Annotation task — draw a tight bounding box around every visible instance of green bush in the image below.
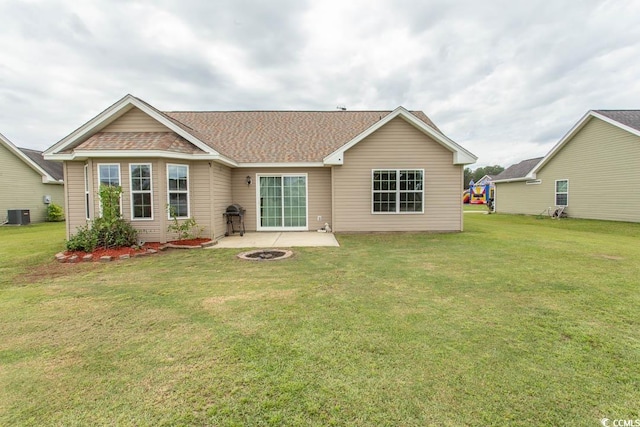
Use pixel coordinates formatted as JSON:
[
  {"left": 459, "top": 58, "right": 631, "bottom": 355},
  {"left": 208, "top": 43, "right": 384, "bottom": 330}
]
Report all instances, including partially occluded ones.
[
  {"left": 167, "top": 206, "right": 203, "bottom": 240},
  {"left": 66, "top": 185, "right": 138, "bottom": 252},
  {"left": 46, "top": 203, "right": 65, "bottom": 222},
  {"left": 66, "top": 223, "right": 99, "bottom": 252}
]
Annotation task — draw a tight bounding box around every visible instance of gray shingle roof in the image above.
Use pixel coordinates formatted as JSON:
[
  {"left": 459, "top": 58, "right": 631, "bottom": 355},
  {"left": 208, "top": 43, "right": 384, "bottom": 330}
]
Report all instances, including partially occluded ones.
[
  {"left": 594, "top": 110, "right": 640, "bottom": 132},
  {"left": 76, "top": 132, "right": 206, "bottom": 154},
  {"left": 19, "top": 147, "right": 64, "bottom": 181},
  {"left": 164, "top": 110, "right": 441, "bottom": 163},
  {"left": 493, "top": 157, "right": 543, "bottom": 181}
]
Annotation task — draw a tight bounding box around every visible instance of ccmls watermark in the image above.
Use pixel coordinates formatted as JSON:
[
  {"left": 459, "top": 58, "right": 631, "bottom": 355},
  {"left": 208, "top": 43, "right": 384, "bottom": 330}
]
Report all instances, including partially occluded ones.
[{"left": 601, "top": 418, "right": 640, "bottom": 427}]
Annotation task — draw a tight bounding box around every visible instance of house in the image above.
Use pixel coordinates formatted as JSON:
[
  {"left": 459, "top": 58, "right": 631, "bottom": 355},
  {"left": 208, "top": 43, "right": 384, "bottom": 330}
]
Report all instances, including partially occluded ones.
[
  {"left": 0, "top": 132, "right": 64, "bottom": 223},
  {"left": 44, "top": 95, "right": 477, "bottom": 242},
  {"left": 493, "top": 110, "right": 640, "bottom": 222}
]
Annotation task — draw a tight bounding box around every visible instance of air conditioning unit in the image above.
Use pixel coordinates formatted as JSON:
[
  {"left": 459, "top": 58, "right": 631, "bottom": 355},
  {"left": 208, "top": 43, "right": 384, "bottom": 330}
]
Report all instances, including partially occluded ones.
[{"left": 7, "top": 209, "right": 31, "bottom": 225}]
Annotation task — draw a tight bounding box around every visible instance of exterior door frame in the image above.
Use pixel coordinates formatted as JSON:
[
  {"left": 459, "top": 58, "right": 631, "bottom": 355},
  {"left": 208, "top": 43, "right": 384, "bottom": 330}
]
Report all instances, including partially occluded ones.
[{"left": 256, "top": 173, "right": 308, "bottom": 231}]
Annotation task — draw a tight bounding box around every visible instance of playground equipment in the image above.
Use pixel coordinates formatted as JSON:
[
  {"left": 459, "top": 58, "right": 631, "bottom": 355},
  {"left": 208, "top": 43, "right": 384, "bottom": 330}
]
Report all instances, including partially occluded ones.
[{"left": 464, "top": 180, "right": 494, "bottom": 205}]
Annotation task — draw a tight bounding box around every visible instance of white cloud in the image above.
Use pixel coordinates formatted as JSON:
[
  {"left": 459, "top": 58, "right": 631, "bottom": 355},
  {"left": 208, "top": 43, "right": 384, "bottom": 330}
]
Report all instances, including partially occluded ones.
[{"left": 1, "top": 0, "right": 639, "bottom": 169}]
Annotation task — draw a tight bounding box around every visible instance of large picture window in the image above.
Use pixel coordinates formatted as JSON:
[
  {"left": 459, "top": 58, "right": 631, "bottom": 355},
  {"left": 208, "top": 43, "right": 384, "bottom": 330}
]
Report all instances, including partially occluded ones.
[
  {"left": 372, "top": 169, "right": 424, "bottom": 213},
  {"left": 130, "top": 164, "right": 153, "bottom": 220},
  {"left": 555, "top": 179, "right": 568, "bottom": 206},
  {"left": 167, "top": 164, "right": 189, "bottom": 218}
]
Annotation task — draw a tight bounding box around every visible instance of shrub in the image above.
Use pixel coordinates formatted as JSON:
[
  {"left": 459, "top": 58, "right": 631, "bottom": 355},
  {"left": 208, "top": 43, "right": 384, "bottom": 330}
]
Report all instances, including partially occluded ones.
[
  {"left": 46, "top": 203, "right": 65, "bottom": 222},
  {"left": 66, "top": 185, "right": 138, "bottom": 252},
  {"left": 66, "top": 223, "right": 99, "bottom": 252},
  {"left": 167, "top": 206, "right": 204, "bottom": 240}
]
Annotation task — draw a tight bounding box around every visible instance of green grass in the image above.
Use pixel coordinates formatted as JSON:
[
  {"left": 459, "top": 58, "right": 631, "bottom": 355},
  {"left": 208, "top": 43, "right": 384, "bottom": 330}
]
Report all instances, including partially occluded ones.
[
  {"left": 1, "top": 216, "right": 639, "bottom": 426},
  {"left": 0, "top": 222, "right": 67, "bottom": 281},
  {"left": 463, "top": 203, "right": 491, "bottom": 211}
]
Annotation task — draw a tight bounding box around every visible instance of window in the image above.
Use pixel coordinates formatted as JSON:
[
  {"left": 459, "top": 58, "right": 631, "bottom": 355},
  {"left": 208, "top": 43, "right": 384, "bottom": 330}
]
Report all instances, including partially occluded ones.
[
  {"left": 130, "top": 164, "right": 153, "bottom": 220},
  {"left": 98, "top": 163, "right": 121, "bottom": 215},
  {"left": 98, "top": 164, "right": 120, "bottom": 187},
  {"left": 167, "top": 164, "right": 189, "bottom": 218},
  {"left": 84, "top": 164, "right": 90, "bottom": 219},
  {"left": 555, "top": 179, "right": 568, "bottom": 206},
  {"left": 372, "top": 169, "right": 424, "bottom": 213}
]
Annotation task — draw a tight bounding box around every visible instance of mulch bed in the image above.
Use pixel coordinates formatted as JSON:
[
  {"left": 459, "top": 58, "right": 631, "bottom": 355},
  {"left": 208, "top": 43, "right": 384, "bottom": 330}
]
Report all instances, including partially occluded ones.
[{"left": 57, "top": 238, "right": 214, "bottom": 263}]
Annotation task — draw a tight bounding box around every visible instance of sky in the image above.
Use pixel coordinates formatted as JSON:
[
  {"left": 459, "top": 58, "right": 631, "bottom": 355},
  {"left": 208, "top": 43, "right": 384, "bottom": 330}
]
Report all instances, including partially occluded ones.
[{"left": 1, "top": 0, "right": 639, "bottom": 168}]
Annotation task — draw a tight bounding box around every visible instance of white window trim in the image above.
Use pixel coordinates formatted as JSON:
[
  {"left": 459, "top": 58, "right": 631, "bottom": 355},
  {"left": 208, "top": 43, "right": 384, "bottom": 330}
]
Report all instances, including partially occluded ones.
[
  {"left": 84, "top": 164, "right": 90, "bottom": 220},
  {"left": 97, "top": 163, "right": 122, "bottom": 216},
  {"left": 371, "top": 169, "right": 425, "bottom": 215},
  {"left": 256, "top": 173, "right": 309, "bottom": 231},
  {"left": 130, "top": 163, "right": 154, "bottom": 221},
  {"left": 555, "top": 179, "right": 569, "bottom": 207},
  {"left": 166, "top": 164, "right": 190, "bottom": 219}
]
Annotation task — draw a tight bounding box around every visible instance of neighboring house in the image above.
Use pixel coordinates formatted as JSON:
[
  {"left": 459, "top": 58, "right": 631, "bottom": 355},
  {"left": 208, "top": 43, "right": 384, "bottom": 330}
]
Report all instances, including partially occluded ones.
[
  {"left": 493, "top": 110, "right": 640, "bottom": 222},
  {"left": 44, "top": 95, "right": 477, "bottom": 242},
  {"left": 0, "top": 132, "right": 64, "bottom": 223},
  {"left": 474, "top": 174, "right": 494, "bottom": 186}
]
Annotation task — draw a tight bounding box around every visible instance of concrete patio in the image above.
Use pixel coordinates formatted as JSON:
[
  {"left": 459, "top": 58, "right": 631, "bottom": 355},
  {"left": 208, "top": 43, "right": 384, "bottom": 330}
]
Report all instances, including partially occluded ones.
[{"left": 209, "top": 231, "right": 340, "bottom": 248}]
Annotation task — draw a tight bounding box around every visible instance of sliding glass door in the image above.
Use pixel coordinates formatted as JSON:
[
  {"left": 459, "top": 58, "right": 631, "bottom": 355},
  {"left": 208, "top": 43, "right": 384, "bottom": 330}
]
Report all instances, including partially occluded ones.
[{"left": 258, "top": 175, "right": 307, "bottom": 230}]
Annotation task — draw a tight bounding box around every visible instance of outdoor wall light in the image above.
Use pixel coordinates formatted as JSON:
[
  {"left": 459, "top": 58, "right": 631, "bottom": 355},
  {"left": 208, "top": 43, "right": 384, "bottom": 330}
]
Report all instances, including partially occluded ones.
[{"left": 246, "top": 176, "right": 252, "bottom": 186}]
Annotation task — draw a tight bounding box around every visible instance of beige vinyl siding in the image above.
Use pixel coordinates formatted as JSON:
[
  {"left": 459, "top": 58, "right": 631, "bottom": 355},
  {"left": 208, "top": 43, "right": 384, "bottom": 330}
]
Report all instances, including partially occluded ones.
[
  {"left": 231, "top": 168, "right": 332, "bottom": 232},
  {"left": 212, "top": 164, "right": 232, "bottom": 239},
  {"left": 0, "top": 143, "right": 64, "bottom": 223},
  {"left": 332, "top": 117, "right": 463, "bottom": 232},
  {"left": 102, "top": 107, "right": 171, "bottom": 132},
  {"left": 496, "top": 118, "right": 640, "bottom": 222},
  {"left": 65, "top": 161, "right": 87, "bottom": 237},
  {"left": 494, "top": 181, "right": 550, "bottom": 215},
  {"left": 537, "top": 118, "right": 640, "bottom": 222},
  {"left": 188, "top": 162, "right": 213, "bottom": 240}
]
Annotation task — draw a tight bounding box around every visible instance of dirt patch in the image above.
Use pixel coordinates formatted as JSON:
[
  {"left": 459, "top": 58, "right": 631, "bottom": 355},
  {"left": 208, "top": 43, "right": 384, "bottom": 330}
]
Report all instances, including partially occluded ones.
[
  {"left": 594, "top": 254, "right": 624, "bottom": 261},
  {"left": 15, "top": 261, "right": 102, "bottom": 285},
  {"left": 202, "top": 289, "right": 297, "bottom": 306}
]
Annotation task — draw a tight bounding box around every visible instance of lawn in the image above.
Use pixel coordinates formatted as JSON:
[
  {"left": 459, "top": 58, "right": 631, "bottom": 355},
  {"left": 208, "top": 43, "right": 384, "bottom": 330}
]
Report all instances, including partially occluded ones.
[{"left": 1, "top": 216, "right": 639, "bottom": 426}]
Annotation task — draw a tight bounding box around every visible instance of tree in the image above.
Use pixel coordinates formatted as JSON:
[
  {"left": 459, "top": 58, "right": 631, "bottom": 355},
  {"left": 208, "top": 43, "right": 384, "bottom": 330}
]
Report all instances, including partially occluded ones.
[{"left": 464, "top": 165, "right": 505, "bottom": 189}]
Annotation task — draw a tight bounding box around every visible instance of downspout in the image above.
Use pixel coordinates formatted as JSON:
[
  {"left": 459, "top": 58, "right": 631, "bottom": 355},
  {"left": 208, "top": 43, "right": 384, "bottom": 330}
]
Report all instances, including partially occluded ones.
[
  {"left": 208, "top": 161, "right": 216, "bottom": 240},
  {"left": 64, "top": 162, "right": 71, "bottom": 239},
  {"left": 460, "top": 165, "right": 464, "bottom": 232},
  {"left": 330, "top": 166, "right": 336, "bottom": 233}
]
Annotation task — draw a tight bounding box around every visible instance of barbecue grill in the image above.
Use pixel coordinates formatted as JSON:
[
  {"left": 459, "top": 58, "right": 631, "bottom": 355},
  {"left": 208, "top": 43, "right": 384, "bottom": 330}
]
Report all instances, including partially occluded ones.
[{"left": 223, "top": 204, "right": 245, "bottom": 236}]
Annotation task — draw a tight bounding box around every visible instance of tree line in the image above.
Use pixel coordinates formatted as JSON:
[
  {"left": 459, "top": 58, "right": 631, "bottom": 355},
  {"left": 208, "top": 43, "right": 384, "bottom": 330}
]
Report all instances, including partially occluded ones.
[{"left": 464, "top": 165, "right": 504, "bottom": 189}]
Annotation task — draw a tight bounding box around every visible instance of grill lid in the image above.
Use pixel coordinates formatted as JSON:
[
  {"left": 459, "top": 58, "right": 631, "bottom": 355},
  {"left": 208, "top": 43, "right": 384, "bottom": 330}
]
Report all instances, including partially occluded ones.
[{"left": 226, "top": 204, "right": 243, "bottom": 214}]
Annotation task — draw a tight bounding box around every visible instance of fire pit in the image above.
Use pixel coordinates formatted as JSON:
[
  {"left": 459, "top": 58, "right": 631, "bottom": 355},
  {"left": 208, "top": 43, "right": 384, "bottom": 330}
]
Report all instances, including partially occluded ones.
[{"left": 237, "top": 249, "right": 293, "bottom": 261}]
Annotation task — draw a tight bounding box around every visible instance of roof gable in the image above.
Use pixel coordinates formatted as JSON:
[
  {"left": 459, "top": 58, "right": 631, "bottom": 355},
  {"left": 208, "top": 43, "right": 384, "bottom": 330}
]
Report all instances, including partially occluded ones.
[
  {"left": 529, "top": 110, "right": 640, "bottom": 176},
  {"left": 323, "top": 106, "right": 477, "bottom": 165},
  {"left": 44, "top": 94, "right": 233, "bottom": 165},
  {"left": 101, "top": 107, "right": 172, "bottom": 132},
  {"left": 0, "top": 132, "right": 63, "bottom": 183}
]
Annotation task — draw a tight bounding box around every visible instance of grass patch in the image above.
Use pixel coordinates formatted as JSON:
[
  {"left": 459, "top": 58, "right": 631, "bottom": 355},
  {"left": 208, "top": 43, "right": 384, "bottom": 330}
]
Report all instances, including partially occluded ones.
[
  {"left": 463, "top": 203, "right": 490, "bottom": 212},
  {"left": 0, "top": 222, "right": 66, "bottom": 286},
  {"left": 1, "top": 215, "right": 639, "bottom": 425}
]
